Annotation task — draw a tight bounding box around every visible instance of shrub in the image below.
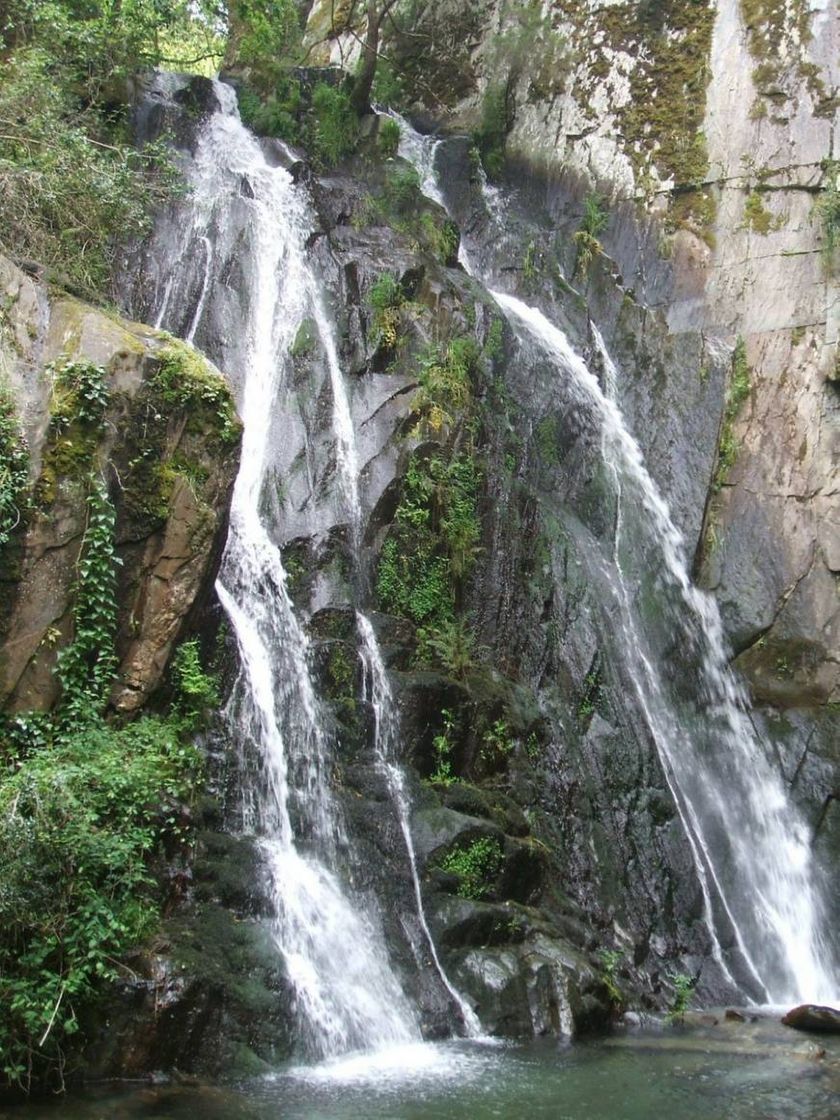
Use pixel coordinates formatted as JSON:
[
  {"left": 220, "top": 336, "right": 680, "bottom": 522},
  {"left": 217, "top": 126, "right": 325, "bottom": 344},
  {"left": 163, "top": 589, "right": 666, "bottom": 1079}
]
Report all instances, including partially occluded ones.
[
  {"left": 0, "top": 48, "right": 179, "bottom": 295},
  {"left": 378, "top": 117, "right": 401, "bottom": 158},
  {"left": 817, "top": 161, "right": 840, "bottom": 265},
  {"left": 0, "top": 384, "right": 29, "bottom": 547},
  {"left": 312, "top": 82, "right": 359, "bottom": 167},
  {"left": 0, "top": 715, "right": 201, "bottom": 1090},
  {"left": 667, "top": 972, "right": 695, "bottom": 1024},
  {"left": 439, "top": 836, "right": 503, "bottom": 900}
]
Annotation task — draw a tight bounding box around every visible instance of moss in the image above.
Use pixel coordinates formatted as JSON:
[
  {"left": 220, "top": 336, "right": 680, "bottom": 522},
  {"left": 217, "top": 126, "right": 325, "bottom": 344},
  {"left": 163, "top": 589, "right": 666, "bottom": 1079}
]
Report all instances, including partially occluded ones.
[
  {"left": 713, "top": 337, "right": 751, "bottom": 491},
  {"left": 574, "top": 0, "right": 716, "bottom": 188},
  {"left": 153, "top": 338, "right": 240, "bottom": 446},
  {"left": 740, "top": 0, "right": 817, "bottom": 98},
  {"left": 37, "top": 359, "right": 109, "bottom": 506},
  {"left": 742, "top": 189, "right": 777, "bottom": 234}
]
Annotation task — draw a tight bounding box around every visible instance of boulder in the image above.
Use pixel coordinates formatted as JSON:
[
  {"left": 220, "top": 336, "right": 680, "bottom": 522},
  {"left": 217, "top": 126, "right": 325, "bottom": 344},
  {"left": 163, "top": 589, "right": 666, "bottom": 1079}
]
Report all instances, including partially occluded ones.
[{"left": 781, "top": 1004, "right": 840, "bottom": 1033}]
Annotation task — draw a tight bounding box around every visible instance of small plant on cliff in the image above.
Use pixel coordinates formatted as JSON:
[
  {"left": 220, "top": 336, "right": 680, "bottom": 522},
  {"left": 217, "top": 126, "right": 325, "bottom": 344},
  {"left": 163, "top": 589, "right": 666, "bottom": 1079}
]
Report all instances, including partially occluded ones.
[
  {"left": 0, "top": 385, "right": 29, "bottom": 547},
  {"left": 378, "top": 116, "right": 401, "bottom": 158},
  {"left": 171, "top": 639, "right": 220, "bottom": 729},
  {"left": 56, "top": 480, "right": 120, "bottom": 722},
  {"left": 429, "top": 709, "right": 457, "bottom": 786},
  {"left": 599, "top": 949, "right": 625, "bottom": 1008},
  {"left": 713, "top": 336, "right": 751, "bottom": 491},
  {"left": 573, "top": 193, "right": 609, "bottom": 275},
  {"left": 667, "top": 972, "right": 696, "bottom": 1024},
  {"left": 816, "top": 161, "right": 840, "bottom": 268},
  {"left": 311, "top": 82, "right": 359, "bottom": 167},
  {"left": 439, "top": 836, "right": 503, "bottom": 900},
  {"left": 368, "top": 272, "right": 404, "bottom": 349}
]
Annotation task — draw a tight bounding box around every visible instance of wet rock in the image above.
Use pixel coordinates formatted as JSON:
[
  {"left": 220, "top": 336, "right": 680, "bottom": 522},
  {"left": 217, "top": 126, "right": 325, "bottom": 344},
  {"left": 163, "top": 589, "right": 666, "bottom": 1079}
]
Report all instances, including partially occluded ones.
[
  {"left": 782, "top": 1004, "right": 840, "bottom": 1033},
  {"left": 0, "top": 258, "right": 240, "bottom": 713}
]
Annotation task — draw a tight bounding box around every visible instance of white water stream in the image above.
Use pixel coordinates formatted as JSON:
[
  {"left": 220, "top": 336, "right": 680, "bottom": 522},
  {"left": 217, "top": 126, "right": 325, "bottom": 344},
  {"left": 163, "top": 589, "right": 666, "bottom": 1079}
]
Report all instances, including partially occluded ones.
[
  {"left": 493, "top": 297, "right": 835, "bottom": 1005},
  {"left": 157, "top": 85, "right": 423, "bottom": 1059},
  {"left": 393, "top": 116, "right": 836, "bottom": 1005}
]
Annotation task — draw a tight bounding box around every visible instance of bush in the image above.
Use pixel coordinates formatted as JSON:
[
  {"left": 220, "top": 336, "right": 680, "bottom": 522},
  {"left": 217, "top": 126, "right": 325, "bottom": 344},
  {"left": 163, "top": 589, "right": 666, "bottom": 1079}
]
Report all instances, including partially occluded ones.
[
  {"left": 312, "top": 82, "right": 359, "bottom": 166},
  {"left": 378, "top": 117, "right": 401, "bottom": 158},
  {"left": 0, "top": 715, "right": 202, "bottom": 1090},
  {"left": 0, "top": 384, "right": 29, "bottom": 547},
  {"left": 439, "top": 837, "right": 503, "bottom": 900},
  {"left": 0, "top": 0, "right": 207, "bottom": 295}
]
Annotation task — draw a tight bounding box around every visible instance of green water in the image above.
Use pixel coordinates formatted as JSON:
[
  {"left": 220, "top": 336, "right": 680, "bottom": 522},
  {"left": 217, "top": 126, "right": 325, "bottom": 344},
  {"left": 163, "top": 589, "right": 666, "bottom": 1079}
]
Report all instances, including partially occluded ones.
[{"left": 4, "top": 1018, "right": 838, "bottom": 1120}]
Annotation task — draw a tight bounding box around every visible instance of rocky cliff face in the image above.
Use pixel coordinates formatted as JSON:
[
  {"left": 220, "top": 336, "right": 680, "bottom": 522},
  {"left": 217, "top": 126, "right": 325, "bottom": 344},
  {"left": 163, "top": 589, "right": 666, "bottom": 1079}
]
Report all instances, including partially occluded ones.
[
  {"left": 0, "top": 256, "right": 239, "bottom": 717},
  {"left": 2, "top": 0, "right": 837, "bottom": 1087},
  {"left": 304, "top": 0, "right": 839, "bottom": 918}
]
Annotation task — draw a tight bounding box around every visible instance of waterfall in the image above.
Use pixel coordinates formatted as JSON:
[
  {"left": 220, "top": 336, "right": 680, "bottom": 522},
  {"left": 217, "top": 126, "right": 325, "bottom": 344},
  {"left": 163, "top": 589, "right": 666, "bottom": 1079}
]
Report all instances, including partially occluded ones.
[
  {"left": 495, "top": 295, "right": 835, "bottom": 1004},
  {"left": 393, "top": 115, "right": 836, "bottom": 1006},
  {"left": 356, "top": 613, "right": 483, "bottom": 1036},
  {"left": 154, "top": 83, "right": 420, "bottom": 1059}
]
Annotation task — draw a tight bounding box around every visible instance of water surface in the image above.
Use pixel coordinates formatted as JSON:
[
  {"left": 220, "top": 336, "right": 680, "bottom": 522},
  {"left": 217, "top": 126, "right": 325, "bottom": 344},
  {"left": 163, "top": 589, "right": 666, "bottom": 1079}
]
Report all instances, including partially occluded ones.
[{"left": 8, "top": 1017, "right": 838, "bottom": 1120}]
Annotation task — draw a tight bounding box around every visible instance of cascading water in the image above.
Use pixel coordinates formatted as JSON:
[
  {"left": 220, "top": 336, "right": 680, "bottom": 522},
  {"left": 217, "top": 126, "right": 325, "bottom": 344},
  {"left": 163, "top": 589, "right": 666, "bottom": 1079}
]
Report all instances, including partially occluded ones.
[
  {"left": 356, "top": 613, "right": 482, "bottom": 1036},
  {"left": 394, "top": 116, "right": 836, "bottom": 1006},
  {"left": 154, "top": 83, "right": 421, "bottom": 1059}
]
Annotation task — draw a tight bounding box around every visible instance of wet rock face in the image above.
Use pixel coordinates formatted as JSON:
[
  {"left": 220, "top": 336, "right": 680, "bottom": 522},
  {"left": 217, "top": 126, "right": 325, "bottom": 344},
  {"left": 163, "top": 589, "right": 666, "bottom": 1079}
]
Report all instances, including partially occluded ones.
[{"left": 0, "top": 255, "right": 240, "bottom": 714}]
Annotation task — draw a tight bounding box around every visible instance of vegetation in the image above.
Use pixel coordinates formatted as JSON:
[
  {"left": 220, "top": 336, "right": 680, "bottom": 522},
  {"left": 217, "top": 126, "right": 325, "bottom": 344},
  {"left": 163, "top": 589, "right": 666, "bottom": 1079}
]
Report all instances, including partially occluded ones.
[
  {"left": 0, "top": 382, "right": 29, "bottom": 546},
  {"left": 368, "top": 272, "right": 404, "bottom": 349},
  {"left": 599, "top": 949, "right": 624, "bottom": 1007},
  {"left": 816, "top": 162, "right": 840, "bottom": 266},
  {"left": 0, "top": 1, "right": 223, "bottom": 294},
  {"left": 153, "top": 340, "right": 241, "bottom": 447},
  {"left": 439, "top": 836, "right": 503, "bottom": 900},
  {"left": 713, "top": 336, "right": 751, "bottom": 491},
  {"left": 474, "top": 83, "right": 513, "bottom": 180},
  {"left": 667, "top": 972, "right": 695, "bottom": 1024},
  {"left": 430, "top": 709, "right": 457, "bottom": 786},
  {"left": 573, "top": 193, "right": 609, "bottom": 275},
  {"left": 0, "top": 466, "right": 213, "bottom": 1089},
  {"left": 412, "top": 337, "right": 480, "bottom": 435},
  {"left": 377, "top": 452, "right": 480, "bottom": 634}
]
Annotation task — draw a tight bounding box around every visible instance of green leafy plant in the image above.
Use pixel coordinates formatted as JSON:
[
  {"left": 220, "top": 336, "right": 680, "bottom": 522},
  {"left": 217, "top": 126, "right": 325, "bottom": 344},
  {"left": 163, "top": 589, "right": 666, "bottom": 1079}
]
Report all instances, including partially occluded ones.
[
  {"left": 0, "top": 384, "right": 29, "bottom": 546},
  {"left": 377, "top": 452, "right": 481, "bottom": 634},
  {"left": 171, "top": 639, "right": 219, "bottom": 728},
  {"left": 430, "top": 709, "right": 457, "bottom": 786},
  {"left": 55, "top": 480, "right": 120, "bottom": 722},
  {"left": 384, "top": 164, "right": 421, "bottom": 213},
  {"left": 481, "top": 718, "right": 515, "bottom": 764},
  {"left": 599, "top": 949, "right": 624, "bottom": 1007},
  {"left": 412, "top": 337, "right": 480, "bottom": 435},
  {"left": 713, "top": 336, "right": 751, "bottom": 491},
  {"left": 0, "top": 714, "right": 201, "bottom": 1090},
  {"left": 378, "top": 117, "right": 401, "bottom": 158},
  {"left": 573, "top": 193, "right": 609, "bottom": 274},
  {"left": 311, "top": 82, "right": 359, "bottom": 167},
  {"left": 439, "top": 836, "right": 503, "bottom": 900},
  {"left": 816, "top": 161, "right": 840, "bottom": 267},
  {"left": 667, "top": 972, "right": 695, "bottom": 1024},
  {"left": 418, "top": 619, "right": 476, "bottom": 680},
  {"left": 368, "top": 272, "right": 404, "bottom": 349}
]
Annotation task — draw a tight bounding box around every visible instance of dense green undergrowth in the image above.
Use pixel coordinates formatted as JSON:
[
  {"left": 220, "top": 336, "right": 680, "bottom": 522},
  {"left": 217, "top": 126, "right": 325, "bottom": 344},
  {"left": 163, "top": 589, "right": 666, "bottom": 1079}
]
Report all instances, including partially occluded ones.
[
  {"left": 0, "top": 1, "right": 227, "bottom": 294},
  {"left": 0, "top": 351, "right": 220, "bottom": 1090}
]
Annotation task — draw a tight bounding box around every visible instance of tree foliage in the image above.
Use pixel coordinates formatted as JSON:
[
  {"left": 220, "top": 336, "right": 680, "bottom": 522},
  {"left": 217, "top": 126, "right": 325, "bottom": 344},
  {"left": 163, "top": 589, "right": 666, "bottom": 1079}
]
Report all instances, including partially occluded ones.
[{"left": 0, "top": 2, "right": 221, "bottom": 293}]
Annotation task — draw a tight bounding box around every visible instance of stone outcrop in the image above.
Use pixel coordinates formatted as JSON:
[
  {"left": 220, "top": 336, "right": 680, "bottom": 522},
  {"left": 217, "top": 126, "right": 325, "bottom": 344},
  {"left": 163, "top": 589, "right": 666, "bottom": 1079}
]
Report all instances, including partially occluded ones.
[{"left": 0, "top": 255, "right": 240, "bottom": 715}]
